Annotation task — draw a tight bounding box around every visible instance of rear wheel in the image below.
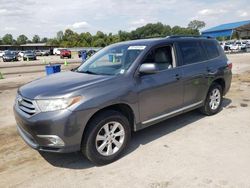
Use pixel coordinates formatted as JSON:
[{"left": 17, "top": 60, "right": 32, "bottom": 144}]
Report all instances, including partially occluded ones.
[
  {"left": 81, "top": 110, "right": 131, "bottom": 165},
  {"left": 200, "top": 83, "right": 222, "bottom": 115}
]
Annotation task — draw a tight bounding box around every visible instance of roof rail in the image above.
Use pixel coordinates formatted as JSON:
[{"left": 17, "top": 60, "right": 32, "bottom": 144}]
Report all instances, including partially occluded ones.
[{"left": 167, "top": 35, "right": 213, "bottom": 39}]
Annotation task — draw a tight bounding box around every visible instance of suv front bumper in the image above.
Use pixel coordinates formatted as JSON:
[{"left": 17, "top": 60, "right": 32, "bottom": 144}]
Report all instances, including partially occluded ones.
[{"left": 13, "top": 103, "right": 92, "bottom": 153}]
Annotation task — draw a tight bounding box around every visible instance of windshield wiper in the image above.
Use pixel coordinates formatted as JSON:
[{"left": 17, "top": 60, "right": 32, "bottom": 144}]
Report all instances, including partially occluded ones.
[{"left": 77, "top": 70, "right": 99, "bottom": 75}]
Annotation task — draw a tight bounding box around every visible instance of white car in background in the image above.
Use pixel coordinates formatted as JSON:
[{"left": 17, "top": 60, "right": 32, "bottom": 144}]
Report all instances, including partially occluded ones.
[
  {"left": 0, "top": 51, "right": 4, "bottom": 58},
  {"left": 18, "top": 51, "right": 24, "bottom": 57},
  {"left": 230, "top": 41, "right": 247, "bottom": 51},
  {"left": 53, "top": 48, "right": 62, "bottom": 55}
]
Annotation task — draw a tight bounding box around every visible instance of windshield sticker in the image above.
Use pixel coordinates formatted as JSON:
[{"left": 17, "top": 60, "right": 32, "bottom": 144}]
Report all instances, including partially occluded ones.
[{"left": 128, "top": 46, "right": 146, "bottom": 50}]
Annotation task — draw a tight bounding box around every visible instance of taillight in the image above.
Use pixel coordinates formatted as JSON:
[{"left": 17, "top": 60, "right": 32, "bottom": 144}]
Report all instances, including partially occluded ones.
[{"left": 227, "top": 61, "right": 232, "bottom": 70}]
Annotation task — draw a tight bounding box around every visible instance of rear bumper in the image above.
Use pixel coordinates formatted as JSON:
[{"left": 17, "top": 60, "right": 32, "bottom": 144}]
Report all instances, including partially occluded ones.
[{"left": 223, "top": 71, "right": 232, "bottom": 95}]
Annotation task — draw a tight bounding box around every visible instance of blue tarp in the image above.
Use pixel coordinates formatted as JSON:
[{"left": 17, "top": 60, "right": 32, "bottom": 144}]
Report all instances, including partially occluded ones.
[{"left": 202, "top": 20, "right": 250, "bottom": 37}]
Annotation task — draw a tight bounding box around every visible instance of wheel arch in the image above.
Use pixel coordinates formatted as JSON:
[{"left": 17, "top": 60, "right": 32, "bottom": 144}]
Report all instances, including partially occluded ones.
[
  {"left": 211, "top": 78, "right": 225, "bottom": 95},
  {"left": 83, "top": 103, "right": 136, "bottom": 136}
]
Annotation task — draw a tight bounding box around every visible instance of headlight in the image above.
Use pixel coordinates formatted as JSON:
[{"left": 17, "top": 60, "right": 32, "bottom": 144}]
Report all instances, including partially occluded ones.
[{"left": 36, "top": 96, "right": 82, "bottom": 112}]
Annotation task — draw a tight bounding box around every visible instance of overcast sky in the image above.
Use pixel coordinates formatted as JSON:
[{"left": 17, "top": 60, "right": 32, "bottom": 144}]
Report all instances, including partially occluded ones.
[{"left": 0, "top": 0, "right": 249, "bottom": 38}]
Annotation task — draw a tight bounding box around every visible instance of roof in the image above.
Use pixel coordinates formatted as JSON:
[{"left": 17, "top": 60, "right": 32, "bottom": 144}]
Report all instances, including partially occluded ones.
[
  {"left": 112, "top": 36, "right": 214, "bottom": 47},
  {"left": 203, "top": 20, "right": 250, "bottom": 33},
  {"left": 201, "top": 20, "right": 250, "bottom": 37},
  {"left": 20, "top": 43, "right": 47, "bottom": 46}
]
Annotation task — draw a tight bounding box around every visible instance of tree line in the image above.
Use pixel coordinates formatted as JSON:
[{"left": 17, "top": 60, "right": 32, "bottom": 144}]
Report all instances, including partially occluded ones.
[{"left": 0, "top": 20, "right": 205, "bottom": 47}]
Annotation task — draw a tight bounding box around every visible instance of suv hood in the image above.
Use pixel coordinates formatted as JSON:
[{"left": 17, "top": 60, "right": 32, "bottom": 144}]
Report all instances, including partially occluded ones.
[{"left": 19, "top": 71, "right": 113, "bottom": 99}]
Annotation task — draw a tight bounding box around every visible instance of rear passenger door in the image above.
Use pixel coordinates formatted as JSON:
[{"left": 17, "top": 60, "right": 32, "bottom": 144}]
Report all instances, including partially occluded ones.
[{"left": 177, "top": 40, "right": 208, "bottom": 106}]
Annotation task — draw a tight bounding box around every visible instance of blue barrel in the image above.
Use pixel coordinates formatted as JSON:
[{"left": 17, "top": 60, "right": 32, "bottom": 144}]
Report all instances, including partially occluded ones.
[
  {"left": 81, "top": 51, "right": 87, "bottom": 62},
  {"left": 45, "top": 64, "right": 61, "bottom": 75}
]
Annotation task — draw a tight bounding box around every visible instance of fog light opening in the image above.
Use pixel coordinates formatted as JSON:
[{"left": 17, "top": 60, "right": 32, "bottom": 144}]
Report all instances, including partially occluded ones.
[{"left": 37, "top": 135, "right": 65, "bottom": 147}]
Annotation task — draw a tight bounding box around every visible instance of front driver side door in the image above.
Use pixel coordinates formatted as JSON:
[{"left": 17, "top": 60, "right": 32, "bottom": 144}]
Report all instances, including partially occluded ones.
[{"left": 136, "top": 44, "right": 183, "bottom": 127}]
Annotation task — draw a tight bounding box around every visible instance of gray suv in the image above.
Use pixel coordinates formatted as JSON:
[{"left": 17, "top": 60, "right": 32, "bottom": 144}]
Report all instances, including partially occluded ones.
[{"left": 14, "top": 36, "right": 232, "bottom": 165}]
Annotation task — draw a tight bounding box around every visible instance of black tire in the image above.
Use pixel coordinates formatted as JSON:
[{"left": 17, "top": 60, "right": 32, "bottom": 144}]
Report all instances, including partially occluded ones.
[
  {"left": 69, "top": 55, "right": 71, "bottom": 59},
  {"left": 200, "top": 83, "right": 223, "bottom": 116},
  {"left": 81, "top": 110, "right": 131, "bottom": 165}
]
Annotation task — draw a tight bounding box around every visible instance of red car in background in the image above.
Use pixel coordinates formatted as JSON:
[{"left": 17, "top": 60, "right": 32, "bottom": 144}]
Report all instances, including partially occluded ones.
[{"left": 60, "top": 49, "right": 71, "bottom": 59}]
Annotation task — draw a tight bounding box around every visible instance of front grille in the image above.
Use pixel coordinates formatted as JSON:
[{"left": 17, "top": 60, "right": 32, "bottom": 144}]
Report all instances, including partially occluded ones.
[{"left": 17, "top": 95, "right": 37, "bottom": 117}]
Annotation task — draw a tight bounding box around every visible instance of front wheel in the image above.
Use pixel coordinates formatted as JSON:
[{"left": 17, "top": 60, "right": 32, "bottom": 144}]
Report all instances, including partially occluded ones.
[
  {"left": 200, "top": 83, "right": 223, "bottom": 115},
  {"left": 81, "top": 110, "right": 131, "bottom": 165}
]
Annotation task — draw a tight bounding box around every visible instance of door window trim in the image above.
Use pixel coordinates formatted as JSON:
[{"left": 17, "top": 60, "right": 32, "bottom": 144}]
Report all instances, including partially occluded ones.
[{"left": 134, "top": 43, "right": 179, "bottom": 76}]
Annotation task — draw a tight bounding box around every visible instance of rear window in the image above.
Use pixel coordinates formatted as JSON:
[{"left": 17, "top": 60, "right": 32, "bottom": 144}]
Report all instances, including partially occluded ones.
[
  {"left": 203, "top": 40, "right": 220, "bottom": 59},
  {"left": 179, "top": 41, "right": 206, "bottom": 65}
]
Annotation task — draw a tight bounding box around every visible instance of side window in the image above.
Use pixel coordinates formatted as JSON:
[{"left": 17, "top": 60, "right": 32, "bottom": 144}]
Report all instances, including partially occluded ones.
[
  {"left": 143, "top": 46, "right": 173, "bottom": 71},
  {"left": 179, "top": 41, "right": 206, "bottom": 65},
  {"left": 203, "top": 40, "right": 220, "bottom": 59}
]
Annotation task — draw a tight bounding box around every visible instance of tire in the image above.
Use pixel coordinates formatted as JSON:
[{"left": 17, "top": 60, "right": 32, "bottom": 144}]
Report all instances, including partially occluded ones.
[
  {"left": 69, "top": 55, "right": 71, "bottom": 59},
  {"left": 81, "top": 110, "right": 131, "bottom": 165},
  {"left": 200, "top": 83, "right": 223, "bottom": 116}
]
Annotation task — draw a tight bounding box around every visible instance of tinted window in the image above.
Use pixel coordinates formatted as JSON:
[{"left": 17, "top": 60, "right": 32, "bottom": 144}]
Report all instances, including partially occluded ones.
[
  {"left": 203, "top": 40, "right": 220, "bottom": 59},
  {"left": 179, "top": 41, "right": 206, "bottom": 65}
]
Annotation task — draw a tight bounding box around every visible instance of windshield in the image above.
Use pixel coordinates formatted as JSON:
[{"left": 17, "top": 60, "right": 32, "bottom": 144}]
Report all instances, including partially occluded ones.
[
  {"left": 5, "top": 51, "right": 14, "bottom": 55},
  {"left": 25, "top": 50, "right": 34, "bottom": 54},
  {"left": 77, "top": 44, "right": 146, "bottom": 75}
]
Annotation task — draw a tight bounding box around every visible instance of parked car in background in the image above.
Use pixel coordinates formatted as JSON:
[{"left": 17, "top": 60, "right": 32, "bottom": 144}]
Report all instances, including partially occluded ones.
[
  {"left": 87, "top": 49, "right": 96, "bottom": 57},
  {"left": 230, "top": 41, "right": 246, "bottom": 51},
  {"left": 224, "top": 41, "right": 234, "bottom": 51},
  {"left": 18, "top": 51, "right": 24, "bottom": 57},
  {"left": 41, "top": 50, "right": 49, "bottom": 56},
  {"left": 60, "top": 49, "right": 71, "bottom": 59},
  {"left": 14, "top": 36, "right": 232, "bottom": 165},
  {"left": 35, "top": 50, "right": 42, "bottom": 56},
  {"left": 23, "top": 50, "right": 37, "bottom": 61},
  {"left": 0, "top": 51, "right": 5, "bottom": 58},
  {"left": 2, "top": 50, "right": 18, "bottom": 62},
  {"left": 53, "top": 48, "right": 62, "bottom": 55}
]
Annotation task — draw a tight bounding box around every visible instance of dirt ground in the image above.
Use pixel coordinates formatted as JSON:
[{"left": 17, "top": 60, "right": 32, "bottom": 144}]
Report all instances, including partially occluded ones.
[{"left": 0, "top": 54, "right": 250, "bottom": 188}]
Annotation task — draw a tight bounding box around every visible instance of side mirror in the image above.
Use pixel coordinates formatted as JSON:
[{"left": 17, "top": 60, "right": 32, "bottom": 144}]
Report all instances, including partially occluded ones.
[{"left": 139, "top": 63, "right": 158, "bottom": 75}]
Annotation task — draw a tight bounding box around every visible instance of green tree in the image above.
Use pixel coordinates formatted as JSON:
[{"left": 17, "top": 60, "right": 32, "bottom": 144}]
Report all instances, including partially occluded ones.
[
  {"left": 41, "top": 37, "right": 48, "bottom": 43},
  {"left": 56, "top": 31, "right": 63, "bottom": 41},
  {"left": 17, "top": 34, "right": 28, "bottom": 45},
  {"left": 96, "top": 31, "right": 105, "bottom": 38},
  {"left": 47, "top": 38, "right": 60, "bottom": 46},
  {"left": 93, "top": 38, "right": 106, "bottom": 47},
  {"left": 118, "top": 31, "right": 131, "bottom": 41},
  {"left": 188, "top": 20, "right": 206, "bottom": 30},
  {"left": 2, "top": 34, "right": 13, "bottom": 45},
  {"left": 32, "top": 35, "right": 40, "bottom": 43}
]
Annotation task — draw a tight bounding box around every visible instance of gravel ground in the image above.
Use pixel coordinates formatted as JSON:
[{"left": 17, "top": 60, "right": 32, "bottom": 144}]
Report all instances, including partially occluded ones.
[{"left": 0, "top": 53, "right": 250, "bottom": 188}]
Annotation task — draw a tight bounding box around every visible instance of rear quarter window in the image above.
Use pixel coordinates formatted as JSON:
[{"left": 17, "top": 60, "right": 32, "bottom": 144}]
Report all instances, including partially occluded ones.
[
  {"left": 178, "top": 41, "right": 207, "bottom": 65},
  {"left": 203, "top": 40, "right": 220, "bottom": 59}
]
